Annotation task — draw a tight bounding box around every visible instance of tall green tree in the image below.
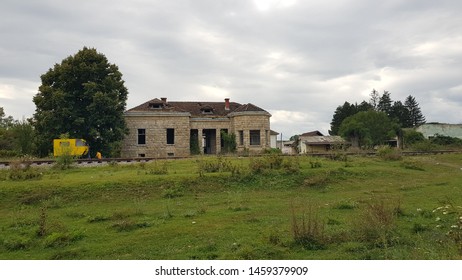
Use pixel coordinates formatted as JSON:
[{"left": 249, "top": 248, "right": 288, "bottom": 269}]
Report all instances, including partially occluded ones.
[
  {"left": 390, "top": 101, "right": 410, "bottom": 127},
  {"left": 329, "top": 101, "right": 373, "bottom": 135},
  {"left": 339, "top": 111, "right": 400, "bottom": 148},
  {"left": 369, "top": 89, "right": 380, "bottom": 110},
  {"left": 377, "top": 91, "right": 393, "bottom": 117},
  {"left": 404, "top": 95, "right": 426, "bottom": 128},
  {"left": 329, "top": 102, "right": 358, "bottom": 135},
  {"left": 0, "top": 107, "right": 14, "bottom": 129},
  {"left": 33, "top": 47, "right": 129, "bottom": 157}
]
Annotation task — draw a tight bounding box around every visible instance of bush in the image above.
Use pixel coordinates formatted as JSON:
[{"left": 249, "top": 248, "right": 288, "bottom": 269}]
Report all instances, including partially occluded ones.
[
  {"left": 54, "top": 153, "right": 75, "bottom": 170},
  {"left": 7, "top": 160, "right": 43, "bottom": 181},
  {"left": 403, "top": 130, "right": 425, "bottom": 146},
  {"left": 377, "top": 146, "right": 401, "bottom": 161}
]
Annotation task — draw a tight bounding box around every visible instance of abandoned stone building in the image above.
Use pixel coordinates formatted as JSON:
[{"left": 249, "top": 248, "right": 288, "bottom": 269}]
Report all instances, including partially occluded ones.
[{"left": 121, "top": 98, "right": 272, "bottom": 157}]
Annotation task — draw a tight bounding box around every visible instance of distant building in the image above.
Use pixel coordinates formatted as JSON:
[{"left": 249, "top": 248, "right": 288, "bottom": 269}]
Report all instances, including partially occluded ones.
[
  {"left": 277, "top": 140, "right": 296, "bottom": 155},
  {"left": 297, "top": 130, "right": 346, "bottom": 153},
  {"left": 416, "top": 123, "right": 462, "bottom": 139},
  {"left": 270, "top": 130, "right": 279, "bottom": 149},
  {"left": 121, "top": 98, "right": 272, "bottom": 157}
]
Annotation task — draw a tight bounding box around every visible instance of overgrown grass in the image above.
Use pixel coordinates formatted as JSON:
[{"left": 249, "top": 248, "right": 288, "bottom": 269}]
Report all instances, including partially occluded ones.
[{"left": 1, "top": 153, "right": 462, "bottom": 259}]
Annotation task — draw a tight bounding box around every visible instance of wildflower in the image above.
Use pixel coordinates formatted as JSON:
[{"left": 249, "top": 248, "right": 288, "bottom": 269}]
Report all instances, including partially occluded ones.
[
  {"left": 451, "top": 225, "right": 458, "bottom": 229},
  {"left": 435, "top": 217, "right": 441, "bottom": 221},
  {"left": 443, "top": 211, "right": 448, "bottom": 215},
  {"left": 192, "top": 221, "right": 196, "bottom": 224},
  {"left": 417, "top": 208, "right": 422, "bottom": 212},
  {"left": 436, "top": 225, "right": 442, "bottom": 228}
]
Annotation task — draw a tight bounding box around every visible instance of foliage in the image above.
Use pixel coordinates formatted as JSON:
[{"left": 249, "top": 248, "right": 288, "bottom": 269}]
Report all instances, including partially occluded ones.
[
  {"left": 339, "top": 111, "right": 400, "bottom": 148},
  {"left": 53, "top": 134, "right": 75, "bottom": 170},
  {"left": 402, "top": 129, "right": 425, "bottom": 147},
  {"left": 430, "top": 134, "right": 462, "bottom": 146},
  {"left": 404, "top": 95, "right": 426, "bottom": 127},
  {"left": 377, "top": 146, "right": 402, "bottom": 161},
  {"left": 33, "top": 47, "right": 129, "bottom": 157},
  {"left": 220, "top": 131, "right": 237, "bottom": 154},
  {"left": 189, "top": 133, "right": 201, "bottom": 155},
  {"left": 0, "top": 108, "right": 36, "bottom": 157},
  {"left": 331, "top": 90, "right": 426, "bottom": 137},
  {"left": 5, "top": 160, "right": 43, "bottom": 181},
  {"left": 377, "top": 90, "right": 393, "bottom": 117},
  {"left": 0, "top": 107, "right": 14, "bottom": 128}
]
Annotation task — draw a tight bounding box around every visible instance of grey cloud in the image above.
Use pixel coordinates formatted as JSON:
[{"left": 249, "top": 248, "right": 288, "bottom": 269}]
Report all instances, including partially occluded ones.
[{"left": 1, "top": 0, "right": 462, "bottom": 135}]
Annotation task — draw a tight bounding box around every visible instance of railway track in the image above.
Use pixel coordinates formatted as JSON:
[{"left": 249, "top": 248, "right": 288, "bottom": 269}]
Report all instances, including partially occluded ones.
[{"left": 0, "top": 150, "right": 461, "bottom": 169}]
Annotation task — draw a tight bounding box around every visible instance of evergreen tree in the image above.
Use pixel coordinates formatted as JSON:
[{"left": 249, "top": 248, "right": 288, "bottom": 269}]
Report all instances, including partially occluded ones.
[
  {"left": 404, "top": 95, "right": 426, "bottom": 127},
  {"left": 329, "top": 102, "right": 358, "bottom": 135},
  {"left": 33, "top": 47, "right": 129, "bottom": 157},
  {"left": 390, "top": 101, "right": 410, "bottom": 127},
  {"left": 369, "top": 89, "right": 380, "bottom": 110},
  {"left": 377, "top": 91, "right": 393, "bottom": 117}
]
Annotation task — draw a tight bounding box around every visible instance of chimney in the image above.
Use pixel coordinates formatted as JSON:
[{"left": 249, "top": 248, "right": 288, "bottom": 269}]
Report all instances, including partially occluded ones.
[
  {"left": 161, "top": 97, "right": 167, "bottom": 103},
  {"left": 225, "top": 98, "right": 230, "bottom": 110}
]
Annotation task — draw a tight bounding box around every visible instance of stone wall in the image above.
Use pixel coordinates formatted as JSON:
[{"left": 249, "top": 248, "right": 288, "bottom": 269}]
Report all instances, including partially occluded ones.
[
  {"left": 231, "top": 113, "right": 271, "bottom": 153},
  {"left": 121, "top": 111, "right": 271, "bottom": 157},
  {"left": 121, "top": 113, "right": 190, "bottom": 158}
]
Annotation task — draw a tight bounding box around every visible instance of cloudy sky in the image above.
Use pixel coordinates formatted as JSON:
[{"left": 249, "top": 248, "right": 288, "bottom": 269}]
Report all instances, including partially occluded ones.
[{"left": 1, "top": 0, "right": 462, "bottom": 137}]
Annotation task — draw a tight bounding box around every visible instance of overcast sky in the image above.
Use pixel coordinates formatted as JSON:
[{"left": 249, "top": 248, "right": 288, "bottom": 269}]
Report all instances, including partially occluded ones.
[{"left": 1, "top": 0, "right": 462, "bottom": 137}]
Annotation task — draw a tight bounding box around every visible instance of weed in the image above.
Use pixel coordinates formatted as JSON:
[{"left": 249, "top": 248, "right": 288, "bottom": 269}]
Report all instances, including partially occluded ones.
[
  {"left": 111, "top": 220, "right": 150, "bottom": 232},
  {"left": 37, "top": 206, "right": 47, "bottom": 237},
  {"left": 43, "top": 230, "right": 85, "bottom": 248},
  {"left": 87, "top": 215, "right": 111, "bottom": 223},
  {"left": 147, "top": 161, "right": 168, "bottom": 175},
  {"left": 162, "top": 185, "right": 184, "bottom": 199},
  {"left": 412, "top": 223, "right": 429, "bottom": 233},
  {"left": 291, "top": 205, "right": 328, "bottom": 250},
  {"left": 401, "top": 159, "right": 425, "bottom": 171},
  {"left": 353, "top": 199, "right": 398, "bottom": 248},
  {"left": 3, "top": 237, "right": 32, "bottom": 251},
  {"left": 53, "top": 152, "right": 75, "bottom": 170},
  {"left": 377, "top": 146, "right": 402, "bottom": 161},
  {"left": 310, "top": 160, "right": 322, "bottom": 168},
  {"left": 7, "top": 160, "right": 43, "bottom": 181},
  {"left": 333, "top": 200, "right": 358, "bottom": 210}
]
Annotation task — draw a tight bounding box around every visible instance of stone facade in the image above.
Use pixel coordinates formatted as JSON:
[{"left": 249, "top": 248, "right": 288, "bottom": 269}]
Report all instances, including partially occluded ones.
[{"left": 121, "top": 98, "right": 271, "bottom": 158}]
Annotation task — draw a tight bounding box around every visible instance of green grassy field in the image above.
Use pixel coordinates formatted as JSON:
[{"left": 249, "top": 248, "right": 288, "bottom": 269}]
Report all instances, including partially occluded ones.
[{"left": 1, "top": 153, "right": 462, "bottom": 260}]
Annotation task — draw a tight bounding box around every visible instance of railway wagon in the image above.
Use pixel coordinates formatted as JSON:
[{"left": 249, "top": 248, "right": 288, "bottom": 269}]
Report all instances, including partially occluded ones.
[{"left": 53, "top": 139, "right": 89, "bottom": 157}]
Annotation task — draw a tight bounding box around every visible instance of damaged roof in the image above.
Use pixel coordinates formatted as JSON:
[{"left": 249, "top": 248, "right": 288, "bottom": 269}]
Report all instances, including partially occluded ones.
[{"left": 126, "top": 98, "right": 269, "bottom": 117}]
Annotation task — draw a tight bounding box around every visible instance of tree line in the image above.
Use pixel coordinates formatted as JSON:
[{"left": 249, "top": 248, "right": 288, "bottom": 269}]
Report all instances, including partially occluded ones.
[{"left": 330, "top": 90, "right": 426, "bottom": 148}]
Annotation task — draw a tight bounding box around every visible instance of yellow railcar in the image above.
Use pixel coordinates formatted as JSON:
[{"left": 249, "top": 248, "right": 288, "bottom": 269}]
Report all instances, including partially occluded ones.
[{"left": 53, "top": 139, "right": 89, "bottom": 157}]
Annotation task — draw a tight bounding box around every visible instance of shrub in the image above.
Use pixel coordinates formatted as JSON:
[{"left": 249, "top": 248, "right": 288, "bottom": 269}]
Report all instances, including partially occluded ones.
[
  {"left": 377, "top": 146, "right": 401, "bottom": 161},
  {"left": 7, "top": 160, "right": 43, "bottom": 181},
  {"left": 54, "top": 153, "right": 75, "bottom": 170}
]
